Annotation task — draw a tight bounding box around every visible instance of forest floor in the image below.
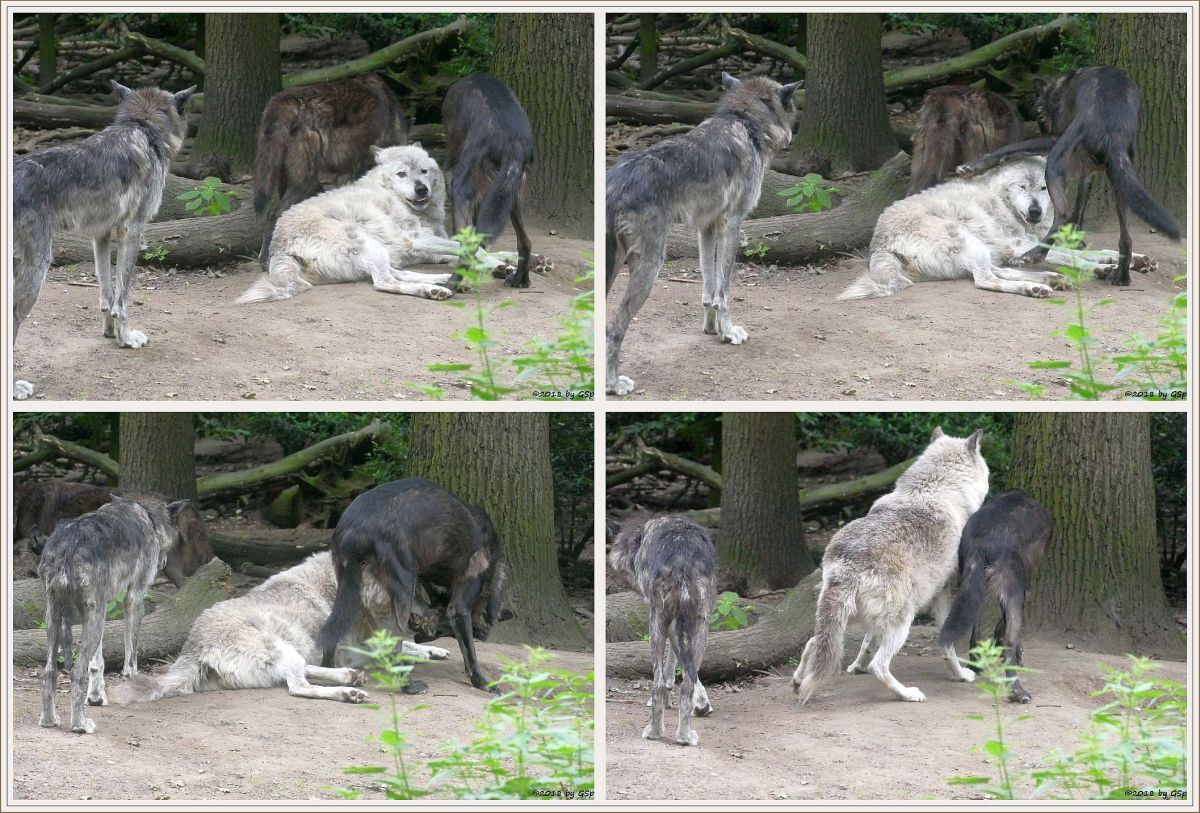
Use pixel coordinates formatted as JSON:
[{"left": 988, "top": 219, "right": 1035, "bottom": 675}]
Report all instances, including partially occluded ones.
[
  {"left": 10, "top": 640, "right": 593, "bottom": 802},
  {"left": 14, "top": 229, "right": 592, "bottom": 402},
  {"left": 604, "top": 630, "right": 1186, "bottom": 801},
  {"left": 606, "top": 228, "right": 1184, "bottom": 401}
]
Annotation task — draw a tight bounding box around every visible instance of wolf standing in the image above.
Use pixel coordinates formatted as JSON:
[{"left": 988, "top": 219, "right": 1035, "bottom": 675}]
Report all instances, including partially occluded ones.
[
  {"left": 792, "top": 428, "right": 989, "bottom": 705},
  {"left": 12, "top": 81, "right": 195, "bottom": 400},
  {"left": 605, "top": 72, "right": 800, "bottom": 395}
]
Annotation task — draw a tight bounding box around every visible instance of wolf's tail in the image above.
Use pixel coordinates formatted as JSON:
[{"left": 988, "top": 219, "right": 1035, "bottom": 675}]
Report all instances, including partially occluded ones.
[
  {"left": 315, "top": 551, "right": 364, "bottom": 668},
  {"left": 474, "top": 158, "right": 524, "bottom": 245},
  {"left": 253, "top": 116, "right": 293, "bottom": 215},
  {"left": 939, "top": 559, "right": 987, "bottom": 649},
  {"left": 123, "top": 653, "right": 202, "bottom": 702},
  {"left": 1103, "top": 144, "right": 1182, "bottom": 240},
  {"left": 235, "top": 255, "right": 312, "bottom": 304},
  {"left": 907, "top": 112, "right": 956, "bottom": 196},
  {"left": 836, "top": 253, "right": 913, "bottom": 301},
  {"left": 792, "top": 579, "right": 853, "bottom": 705}
]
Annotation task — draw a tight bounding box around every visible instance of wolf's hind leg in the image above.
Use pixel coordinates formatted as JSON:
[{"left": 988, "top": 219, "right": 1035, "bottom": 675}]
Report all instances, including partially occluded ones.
[
  {"left": 973, "top": 266, "right": 1053, "bottom": 298},
  {"left": 643, "top": 612, "right": 669, "bottom": 740},
  {"left": 279, "top": 647, "right": 368, "bottom": 702},
  {"left": 868, "top": 615, "right": 925, "bottom": 702},
  {"left": 364, "top": 247, "right": 452, "bottom": 300},
  {"left": 121, "top": 589, "right": 146, "bottom": 677},
  {"left": 698, "top": 224, "right": 720, "bottom": 335},
  {"left": 931, "top": 586, "right": 974, "bottom": 682},
  {"left": 607, "top": 239, "right": 666, "bottom": 396},
  {"left": 304, "top": 664, "right": 367, "bottom": 687},
  {"left": 993, "top": 266, "right": 1070, "bottom": 291},
  {"left": 847, "top": 633, "right": 873, "bottom": 674},
  {"left": 40, "top": 599, "right": 62, "bottom": 727}
]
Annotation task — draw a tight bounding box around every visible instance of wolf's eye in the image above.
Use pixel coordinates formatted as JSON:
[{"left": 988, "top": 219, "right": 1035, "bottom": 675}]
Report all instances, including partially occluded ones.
[
  {"left": 421, "top": 169, "right": 428, "bottom": 174},
  {"left": 1040, "top": 185, "right": 1047, "bottom": 192},
  {"left": 398, "top": 171, "right": 407, "bottom": 178}
]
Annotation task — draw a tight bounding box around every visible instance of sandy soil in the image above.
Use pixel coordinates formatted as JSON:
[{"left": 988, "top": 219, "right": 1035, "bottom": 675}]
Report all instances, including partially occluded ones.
[
  {"left": 14, "top": 231, "right": 592, "bottom": 402},
  {"left": 10, "top": 640, "right": 592, "bottom": 802},
  {"left": 605, "top": 628, "right": 1186, "bottom": 801},
  {"left": 607, "top": 228, "right": 1186, "bottom": 401}
]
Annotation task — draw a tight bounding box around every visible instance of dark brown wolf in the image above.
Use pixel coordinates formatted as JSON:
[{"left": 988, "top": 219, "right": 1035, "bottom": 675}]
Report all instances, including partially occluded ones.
[
  {"left": 906, "top": 86, "right": 1024, "bottom": 195},
  {"left": 14, "top": 481, "right": 118, "bottom": 546},
  {"left": 252, "top": 74, "right": 408, "bottom": 267}
]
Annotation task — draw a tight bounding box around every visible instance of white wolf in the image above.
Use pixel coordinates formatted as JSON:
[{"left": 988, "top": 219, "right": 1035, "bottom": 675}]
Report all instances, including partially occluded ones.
[
  {"left": 792, "top": 427, "right": 989, "bottom": 705},
  {"left": 122, "top": 552, "right": 449, "bottom": 704},
  {"left": 236, "top": 144, "right": 511, "bottom": 304},
  {"left": 838, "top": 156, "right": 1152, "bottom": 300}
]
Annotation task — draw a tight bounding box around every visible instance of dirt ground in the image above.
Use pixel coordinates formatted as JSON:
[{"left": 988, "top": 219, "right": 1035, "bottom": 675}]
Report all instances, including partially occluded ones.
[
  {"left": 605, "top": 628, "right": 1186, "bottom": 801},
  {"left": 14, "top": 231, "right": 592, "bottom": 402},
  {"left": 9, "top": 640, "right": 592, "bottom": 802},
  {"left": 607, "top": 228, "right": 1186, "bottom": 401}
]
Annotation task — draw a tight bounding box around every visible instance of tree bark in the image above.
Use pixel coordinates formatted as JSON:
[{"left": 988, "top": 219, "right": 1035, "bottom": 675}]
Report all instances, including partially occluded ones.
[
  {"left": 719, "top": 413, "right": 813, "bottom": 590},
  {"left": 405, "top": 413, "right": 586, "bottom": 649},
  {"left": 118, "top": 414, "right": 197, "bottom": 501},
  {"left": 1008, "top": 413, "right": 1183, "bottom": 657},
  {"left": 788, "top": 14, "right": 897, "bottom": 172},
  {"left": 666, "top": 151, "right": 910, "bottom": 262},
  {"left": 1085, "top": 13, "right": 1187, "bottom": 228},
  {"left": 36, "top": 14, "right": 57, "bottom": 91},
  {"left": 12, "top": 558, "right": 231, "bottom": 670},
  {"left": 638, "top": 14, "right": 658, "bottom": 84},
  {"left": 190, "top": 13, "right": 281, "bottom": 176},
  {"left": 493, "top": 13, "right": 593, "bottom": 225}
]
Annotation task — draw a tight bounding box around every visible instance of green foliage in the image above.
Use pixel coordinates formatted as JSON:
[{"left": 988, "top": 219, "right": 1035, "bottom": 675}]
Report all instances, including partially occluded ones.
[
  {"left": 550, "top": 414, "right": 595, "bottom": 569},
  {"left": 282, "top": 13, "right": 494, "bottom": 73},
  {"left": 710, "top": 592, "right": 755, "bottom": 631},
  {"left": 141, "top": 244, "right": 169, "bottom": 263},
  {"left": 176, "top": 177, "right": 235, "bottom": 217},
  {"left": 738, "top": 232, "right": 770, "bottom": 263},
  {"left": 104, "top": 589, "right": 156, "bottom": 620},
  {"left": 778, "top": 173, "right": 841, "bottom": 213}
]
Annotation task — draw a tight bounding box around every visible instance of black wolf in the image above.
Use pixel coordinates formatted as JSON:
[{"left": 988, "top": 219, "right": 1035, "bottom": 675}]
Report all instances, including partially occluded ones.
[
  {"left": 957, "top": 66, "right": 1182, "bottom": 286},
  {"left": 605, "top": 72, "right": 800, "bottom": 395},
  {"left": 939, "top": 490, "right": 1051, "bottom": 703},
  {"left": 13, "top": 80, "right": 195, "bottom": 400},
  {"left": 442, "top": 73, "right": 535, "bottom": 289},
  {"left": 38, "top": 495, "right": 204, "bottom": 734},
  {"left": 907, "top": 86, "right": 1024, "bottom": 195},
  {"left": 316, "top": 478, "right": 512, "bottom": 694},
  {"left": 253, "top": 73, "right": 408, "bottom": 268},
  {"left": 609, "top": 515, "right": 717, "bottom": 746}
]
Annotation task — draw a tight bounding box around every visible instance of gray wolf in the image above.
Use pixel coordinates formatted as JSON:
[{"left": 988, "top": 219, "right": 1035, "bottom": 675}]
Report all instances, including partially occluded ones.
[
  {"left": 443, "top": 73, "right": 539, "bottom": 289},
  {"left": 12, "top": 80, "right": 195, "bottom": 400},
  {"left": 940, "top": 489, "right": 1050, "bottom": 704},
  {"left": 38, "top": 495, "right": 203, "bottom": 734},
  {"left": 957, "top": 66, "right": 1182, "bottom": 286},
  {"left": 236, "top": 144, "right": 512, "bottom": 304},
  {"left": 838, "top": 156, "right": 1153, "bottom": 301},
  {"left": 791, "top": 427, "right": 989, "bottom": 705},
  {"left": 907, "top": 86, "right": 1023, "bottom": 195},
  {"left": 253, "top": 73, "right": 408, "bottom": 268},
  {"left": 605, "top": 72, "right": 800, "bottom": 395},
  {"left": 609, "top": 515, "right": 716, "bottom": 746},
  {"left": 122, "top": 551, "right": 450, "bottom": 705},
  {"left": 316, "top": 478, "right": 512, "bottom": 694}
]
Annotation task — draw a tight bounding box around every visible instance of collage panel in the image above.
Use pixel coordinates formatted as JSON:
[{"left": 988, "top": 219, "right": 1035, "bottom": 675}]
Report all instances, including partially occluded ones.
[
  {"left": 604, "top": 411, "right": 1187, "bottom": 801},
  {"left": 9, "top": 411, "right": 594, "bottom": 801},
  {"left": 11, "top": 12, "right": 594, "bottom": 402},
  {"left": 604, "top": 12, "right": 1187, "bottom": 401}
]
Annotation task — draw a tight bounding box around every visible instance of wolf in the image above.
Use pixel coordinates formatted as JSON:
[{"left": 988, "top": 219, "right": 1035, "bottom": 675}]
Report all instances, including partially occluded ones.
[
  {"left": 609, "top": 515, "right": 717, "bottom": 746},
  {"left": 38, "top": 495, "right": 204, "bottom": 734},
  {"left": 14, "top": 481, "right": 117, "bottom": 548},
  {"left": 316, "top": 478, "right": 513, "bottom": 694},
  {"left": 838, "top": 156, "right": 1154, "bottom": 301},
  {"left": 957, "top": 66, "right": 1182, "bottom": 286},
  {"left": 940, "top": 490, "right": 1051, "bottom": 704},
  {"left": 907, "top": 86, "right": 1024, "bottom": 196},
  {"left": 237, "top": 144, "right": 513, "bottom": 304},
  {"left": 791, "top": 428, "right": 989, "bottom": 705},
  {"left": 443, "top": 73, "right": 543, "bottom": 289},
  {"left": 12, "top": 80, "right": 195, "bottom": 400},
  {"left": 253, "top": 73, "right": 409, "bottom": 268},
  {"left": 122, "top": 551, "right": 450, "bottom": 705},
  {"left": 605, "top": 72, "right": 800, "bottom": 395}
]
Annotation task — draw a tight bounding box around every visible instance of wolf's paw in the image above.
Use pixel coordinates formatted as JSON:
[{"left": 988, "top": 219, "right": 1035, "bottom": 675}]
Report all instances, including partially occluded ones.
[
  {"left": 39, "top": 711, "right": 60, "bottom": 728},
  {"left": 424, "top": 645, "right": 451, "bottom": 660},
  {"left": 1048, "top": 273, "right": 1071, "bottom": 291},
  {"left": 675, "top": 729, "right": 700, "bottom": 747},
  {"left": 71, "top": 717, "right": 97, "bottom": 734},
  {"left": 1010, "top": 687, "right": 1032, "bottom": 704},
  {"left": 349, "top": 669, "right": 368, "bottom": 686},
  {"left": 103, "top": 313, "right": 116, "bottom": 338},
  {"left": 344, "top": 688, "right": 370, "bottom": 704},
  {"left": 492, "top": 261, "right": 517, "bottom": 280},
  {"left": 900, "top": 686, "right": 926, "bottom": 703},
  {"left": 14, "top": 380, "right": 34, "bottom": 400},
  {"left": 426, "top": 285, "right": 454, "bottom": 301},
  {"left": 641, "top": 723, "right": 663, "bottom": 741},
  {"left": 1131, "top": 254, "right": 1156, "bottom": 274},
  {"left": 955, "top": 163, "right": 976, "bottom": 177},
  {"left": 121, "top": 665, "right": 138, "bottom": 678},
  {"left": 693, "top": 700, "right": 713, "bottom": 717},
  {"left": 1027, "top": 284, "right": 1052, "bottom": 298},
  {"left": 719, "top": 323, "right": 749, "bottom": 344},
  {"left": 532, "top": 254, "right": 554, "bottom": 275},
  {"left": 402, "top": 679, "right": 429, "bottom": 695},
  {"left": 118, "top": 328, "right": 148, "bottom": 349},
  {"left": 847, "top": 663, "right": 869, "bottom": 675},
  {"left": 503, "top": 268, "right": 530, "bottom": 289},
  {"left": 608, "top": 375, "right": 635, "bottom": 396},
  {"left": 952, "top": 668, "right": 975, "bottom": 683}
]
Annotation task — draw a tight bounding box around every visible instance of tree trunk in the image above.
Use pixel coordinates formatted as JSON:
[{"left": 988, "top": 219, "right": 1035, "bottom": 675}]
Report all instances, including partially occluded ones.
[
  {"left": 405, "top": 413, "right": 586, "bottom": 649},
  {"left": 719, "top": 413, "right": 814, "bottom": 590},
  {"left": 638, "top": 14, "right": 658, "bottom": 84},
  {"left": 1008, "top": 413, "right": 1182, "bottom": 657},
  {"left": 190, "top": 13, "right": 281, "bottom": 176},
  {"left": 1085, "top": 13, "right": 1187, "bottom": 229},
  {"left": 788, "top": 14, "right": 897, "bottom": 173},
  {"left": 118, "top": 413, "right": 197, "bottom": 501},
  {"left": 12, "top": 558, "right": 231, "bottom": 670},
  {"left": 36, "top": 14, "right": 57, "bottom": 91},
  {"left": 493, "top": 13, "right": 593, "bottom": 225}
]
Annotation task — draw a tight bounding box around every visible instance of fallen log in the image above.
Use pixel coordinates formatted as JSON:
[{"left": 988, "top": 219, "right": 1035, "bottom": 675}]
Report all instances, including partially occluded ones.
[
  {"left": 32, "top": 433, "right": 119, "bottom": 480},
  {"left": 53, "top": 205, "right": 260, "bottom": 268},
  {"left": 12, "top": 578, "right": 47, "bottom": 629},
  {"left": 722, "top": 23, "right": 807, "bottom": 75},
  {"left": 665, "top": 152, "right": 910, "bottom": 263},
  {"left": 14, "top": 99, "right": 199, "bottom": 134},
  {"left": 606, "top": 589, "right": 761, "bottom": 642},
  {"left": 210, "top": 529, "right": 330, "bottom": 565},
  {"left": 11, "top": 557, "right": 232, "bottom": 670},
  {"left": 606, "top": 569, "right": 821, "bottom": 681}
]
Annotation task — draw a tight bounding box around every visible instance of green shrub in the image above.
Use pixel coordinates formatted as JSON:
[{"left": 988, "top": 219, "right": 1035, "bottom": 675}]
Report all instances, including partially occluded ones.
[
  {"left": 710, "top": 591, "right": 755, "bottom": 631},
  {"left": 777, "top": 173, "right": 841, "bottom": 213},
  {"left": 176, "top": 177, "right": 236, "bottom": 217}
]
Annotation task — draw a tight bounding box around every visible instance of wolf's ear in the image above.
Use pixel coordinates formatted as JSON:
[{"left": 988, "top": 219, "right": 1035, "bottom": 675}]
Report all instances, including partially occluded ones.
[
  {"left": 1031, "top": 77, "right": 1047, "bottom": 95},
  {"left": 967, "top": 429, "right": 984, "bottom": 454},
  {"left": 111, "top": 80, "right": 134, "bottom": 102},
  {"left": 370, "top": 145, "right": 383, "bottom": 159},
  {"left": 778, "top": 81, "right": 801, "bottom": 107},
  {"left": 411, "top": 140, "right": 422, "bottom": 149},
  {"left": 930, "top": 426, "right": 945, "bottom": 442},
  {"left": 172, "top": 85, "right": 197, "bottom": 113},
  {"left": 166, "top": 499, "right": 192, "bottom": 521},
  {"left": 499, "top": 608, "right": 515, "bottom": 622},
  {"left": 721, "top": 72, "right": 741, "bottom": 90}
]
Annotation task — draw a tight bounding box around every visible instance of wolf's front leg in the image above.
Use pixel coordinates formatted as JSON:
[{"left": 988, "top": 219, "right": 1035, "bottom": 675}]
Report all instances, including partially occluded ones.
[
  {"left": 121, "top": 590, "right": 146, "bottom": 677},
  {"left": 110, "top": 226, "right": 148, "bottom": 348},
  {"left": 713, "top": 221, "right": 748, "bottom": 344}
]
